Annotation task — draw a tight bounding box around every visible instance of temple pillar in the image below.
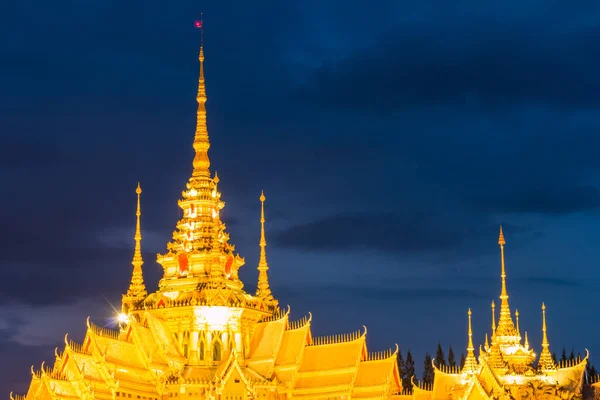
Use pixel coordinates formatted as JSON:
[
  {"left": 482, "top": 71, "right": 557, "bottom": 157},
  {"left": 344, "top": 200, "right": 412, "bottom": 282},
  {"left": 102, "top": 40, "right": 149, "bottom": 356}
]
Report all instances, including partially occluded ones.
[
  {"left": 206, "top": 331, "right": 213, "bottom": 362},
  {"left": 189, "top": 330, "right": 199, "bottom": 364},
  {"left": 222, "top": 331, "right": 229, "bottom": 351},
  {"left": 235, "top": 332, "right": 242, "bottom": 354}
]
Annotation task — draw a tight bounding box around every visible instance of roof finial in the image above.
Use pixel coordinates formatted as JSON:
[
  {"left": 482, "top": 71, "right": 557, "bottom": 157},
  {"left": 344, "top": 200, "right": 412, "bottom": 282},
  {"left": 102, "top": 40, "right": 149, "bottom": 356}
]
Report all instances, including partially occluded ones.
[
  {"left": 463, "top": 308, "right": 478, "bottom": 374},
  {"left": 496, "top": 226, "right": 517, "bottom": 337},
  {"left": 515, "top": 309, "right": 520, "bottom": 336},
  {"left": 491, "top": 300, "right": 496, "bottom": 335},
  {"left": 123, "top": 183, "right": 147, "bottom": 312},
  {"left": 538, "top": 302, "right": 555, "bottom": 370},
  {"left": 191, "top": 15, "right": 211, "bottom": 179},
  {"left": 256, "top": 191, "right": 276, "bottom": 305}
]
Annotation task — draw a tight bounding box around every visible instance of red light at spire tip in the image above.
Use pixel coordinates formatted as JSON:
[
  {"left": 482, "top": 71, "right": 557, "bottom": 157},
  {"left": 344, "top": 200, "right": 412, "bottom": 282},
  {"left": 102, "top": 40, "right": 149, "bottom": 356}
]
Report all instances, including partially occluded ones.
[{"left": 194, "top": 20, "right": 202, "bottom": 28}]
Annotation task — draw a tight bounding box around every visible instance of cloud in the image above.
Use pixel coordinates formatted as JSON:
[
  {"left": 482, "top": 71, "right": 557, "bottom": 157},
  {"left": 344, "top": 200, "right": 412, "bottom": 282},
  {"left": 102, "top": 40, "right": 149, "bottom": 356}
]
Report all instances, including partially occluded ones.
[
  {"left": 517, "top": 277, "right": 583, "bottom": 289},
  {"left": 295, "top": 4, "right": 600, "bottom": 113},
  {"left": 279, "top": 283, "right": 482, "bottom": 305},
  {"left": 272, "top": 212, "right": 460, "bottom": 254},
  {"left": 271, "top": 212, "right": 532, "bottom": 258}
]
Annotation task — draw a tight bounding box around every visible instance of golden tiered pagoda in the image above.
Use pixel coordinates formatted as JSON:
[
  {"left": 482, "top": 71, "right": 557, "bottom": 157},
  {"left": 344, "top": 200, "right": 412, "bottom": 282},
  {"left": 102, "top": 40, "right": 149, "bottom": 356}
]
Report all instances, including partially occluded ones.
[
  {"left": 412, "top": 227, "right": 587, "bottom": 400},
  {"left": 11, "top": 40, "right": 402, "bottom": 400}
]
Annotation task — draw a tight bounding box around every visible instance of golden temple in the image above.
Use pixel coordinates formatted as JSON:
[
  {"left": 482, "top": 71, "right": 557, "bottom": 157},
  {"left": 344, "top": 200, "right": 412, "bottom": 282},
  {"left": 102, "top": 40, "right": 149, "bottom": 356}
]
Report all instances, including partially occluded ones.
[
  {"left": 12, "top": 41, "right": 403, "bottom": 400},
  {"left": 409, "top": 227, "right": 588, "bottom": 400}
]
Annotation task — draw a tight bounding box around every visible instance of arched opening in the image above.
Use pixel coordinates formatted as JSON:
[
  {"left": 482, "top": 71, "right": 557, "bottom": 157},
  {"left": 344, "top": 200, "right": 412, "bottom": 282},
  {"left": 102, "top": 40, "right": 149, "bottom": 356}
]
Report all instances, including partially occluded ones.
[
  {"left": 199, "top": 340, "right": 205, "bottom": 361},
  {"left": 213, "top": 340, "right": 222, "bottom": 362}
]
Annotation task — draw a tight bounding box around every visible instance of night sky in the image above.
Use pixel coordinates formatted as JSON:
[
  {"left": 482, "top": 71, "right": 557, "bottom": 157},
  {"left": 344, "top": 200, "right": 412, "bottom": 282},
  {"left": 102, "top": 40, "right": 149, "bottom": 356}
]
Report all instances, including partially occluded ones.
[{"left": 2, "top": 0, "right": 600, "bottom": 396}]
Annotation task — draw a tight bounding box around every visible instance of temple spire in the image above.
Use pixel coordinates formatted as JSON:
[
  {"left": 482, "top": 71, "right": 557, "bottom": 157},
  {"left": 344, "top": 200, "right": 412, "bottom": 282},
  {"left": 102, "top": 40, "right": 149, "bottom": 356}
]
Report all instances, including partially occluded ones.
[
  {"left": 463, "top": 309, "right": 478, "bottom": 374},
  {"left": 123, "top": 183, "right": 147, "bottom": 312},
  {"left": 496, "top": 226, "right": 517, "bottom": 336},
  {"left": 516, "top": 309, "right": 520, "bottom": 336},
  {"left": 191, "top": 25, "right": 211, "bottom": 180},
  {"left": 491, "top": 301, "right": 496, "bottom": 336},
  {"left": 538, "top": 303, "right": 555, "bottom": 370},
  {"left": 256, "top": 191, "right": 276, "bottom": 304}
]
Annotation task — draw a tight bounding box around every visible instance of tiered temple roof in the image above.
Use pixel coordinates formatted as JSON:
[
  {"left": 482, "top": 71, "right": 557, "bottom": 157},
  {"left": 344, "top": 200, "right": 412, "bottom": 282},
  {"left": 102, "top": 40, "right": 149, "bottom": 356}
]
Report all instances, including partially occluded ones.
[
  {"left": 13, "top": 30, "right": 402, "bottom": 400},
  {"left": 413, "top": 227, "right": 587, "bottom": 400}
]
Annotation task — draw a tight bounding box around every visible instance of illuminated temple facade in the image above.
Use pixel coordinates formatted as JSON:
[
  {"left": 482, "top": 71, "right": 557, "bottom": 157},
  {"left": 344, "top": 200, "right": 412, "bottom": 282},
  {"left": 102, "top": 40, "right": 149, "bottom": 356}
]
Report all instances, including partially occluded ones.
[
  {"left": 411, "top": 227, "right": 587, "bottom": 400},
  {"left": 12, "top": 43, "right": 402, "bottom": 400}
]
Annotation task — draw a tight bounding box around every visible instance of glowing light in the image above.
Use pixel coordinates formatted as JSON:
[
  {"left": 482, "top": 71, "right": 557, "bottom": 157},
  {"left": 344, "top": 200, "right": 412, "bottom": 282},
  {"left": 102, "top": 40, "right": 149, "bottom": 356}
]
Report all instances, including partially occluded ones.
[
  {"left": 190, "top": 189, "right": 197, "bottom": 197},
  {"left": 117, "top": 313, "right": 130, "bottom": 324},
  {"left": 194, "top": 306, "right": 237, "bottom": 330},
  {"left": 163, "top": 291, "right": 179, "bottom": 300}
]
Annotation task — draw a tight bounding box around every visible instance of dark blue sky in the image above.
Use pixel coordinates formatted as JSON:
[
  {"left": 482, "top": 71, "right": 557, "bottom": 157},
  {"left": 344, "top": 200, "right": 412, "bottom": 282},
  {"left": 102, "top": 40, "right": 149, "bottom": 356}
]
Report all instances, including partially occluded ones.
[{"left": 2, "top": 0, "right": 600, "bottom": 396}]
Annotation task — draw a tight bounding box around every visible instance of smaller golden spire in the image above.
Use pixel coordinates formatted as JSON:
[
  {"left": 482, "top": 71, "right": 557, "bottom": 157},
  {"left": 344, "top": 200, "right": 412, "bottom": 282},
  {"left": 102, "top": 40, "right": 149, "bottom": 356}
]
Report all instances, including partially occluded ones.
[
  {"left": 491, "top": 300, "right": 496, "bottom": 334},
  {"left": 538, "top": 302, "right": 555, "bottom": 370},
  {"left": 123, "top": 183, "right": 147, "bottom": 312},
  {"left": 524, "top": 331, "right": 529, "bottom": 349},
  {"left": 485, "top": 333, "right": 489, "bottom": 350},
  {"left": 496, "top": 226, "right": 517, "bottom": 337},
  {"left": 542, "top": 303, "right": 549, "bottom": 346},
  {"left": 463, "top": 308, "right": 478, "bottom": 374},
  {"left": 468, "top": 308, "right": 474, "bottom": 350},
  {"left": 256, "top": 191, "right": 276, "bottom": 304},
  {"left": 516, "top": 309, "right": 520, "bottom": 336}
]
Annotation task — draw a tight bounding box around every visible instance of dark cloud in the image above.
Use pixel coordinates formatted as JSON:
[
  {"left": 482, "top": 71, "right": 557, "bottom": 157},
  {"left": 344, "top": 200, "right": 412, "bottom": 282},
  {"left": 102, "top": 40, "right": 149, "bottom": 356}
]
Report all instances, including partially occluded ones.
[
  {"left": 272, "top": 212, "right": 462, "bottom": 254},
  {"left": 271, "top": 212, "right": 533, "bottom": 257},
  {"left": 517, "top": 277, "right": 583, "bottom": 289},
  {"left": 487, "top": 185, "right": 600, "bottom": 215},
  {"left": 297, "top": 6, "right": 600, "bottom": 113},
  {"left": 278, "top": 283, "right": 482, "bottom": 305}
]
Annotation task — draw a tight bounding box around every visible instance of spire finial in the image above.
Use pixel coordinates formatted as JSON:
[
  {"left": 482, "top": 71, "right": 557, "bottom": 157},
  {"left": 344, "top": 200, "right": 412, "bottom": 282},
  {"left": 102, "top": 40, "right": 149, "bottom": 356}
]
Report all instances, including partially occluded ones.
[
  {"left": 542, "top": 303, "right": 548, "bottom": 345},
  {"left": 516, "top": 309, "right": 520, "bottom": 336},
  {"left": 468, "top": 308, "right": 474, "bottom": 349},
  {"left": 463, "top": 308, "right": 478, "bottom": 374},
  {"left": 123, "top": 183, "right": 147, "bottom": 312},
  {"left": 256, "top": 191, "right": 276, "bottom": 304},
  {"left": 191, "top": 15, "right": 211, "bottom": 179},
  {"left": 538, "top": 302, "right": 555, "bottom": 370},
  {"left": 491, "top": 300, "right": 496, "bottom": 334},
  {"left": 496, "top": 226, "right": 517, "bottom": 337}
]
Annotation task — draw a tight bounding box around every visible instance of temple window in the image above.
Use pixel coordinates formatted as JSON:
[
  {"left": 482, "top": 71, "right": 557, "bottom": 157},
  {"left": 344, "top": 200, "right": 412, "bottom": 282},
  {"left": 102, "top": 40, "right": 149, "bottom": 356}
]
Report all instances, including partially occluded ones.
[
  {"left": 199, "top": 340, "right": 205, "bottom": 361},
  {"left": 213, "top": 340, "right": 222, "bottom": 361}
]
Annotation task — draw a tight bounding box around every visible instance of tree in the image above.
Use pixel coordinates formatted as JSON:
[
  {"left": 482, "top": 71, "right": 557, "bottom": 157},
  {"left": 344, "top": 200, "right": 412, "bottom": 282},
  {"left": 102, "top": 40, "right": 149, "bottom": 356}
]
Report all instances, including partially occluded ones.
[
  {"left": 587, "top": 363, "right": 598, "bottom": 383},
  {"left": 552, "top": 352, "right": 557, "bottom": 364},
  {"left": 435, "top": 342, "right": 446, "bottom": 367},
  {"left": 460, "top": 353, "right": 466, "bottom": 369},
  {"left": 423, "top": 353, "right": 434, "bottom": 385},
  {"left": 561, "top": 347, "right": 567, "bottom": 362},
  {"left": 404, "top": 350, "right": 416, "bottom": 393},
  {"left": 448, "top": 346, "right": 456, "bottom": 367},
  {"left": 569, "top": 349, "right": 575, "bottom": 362}
]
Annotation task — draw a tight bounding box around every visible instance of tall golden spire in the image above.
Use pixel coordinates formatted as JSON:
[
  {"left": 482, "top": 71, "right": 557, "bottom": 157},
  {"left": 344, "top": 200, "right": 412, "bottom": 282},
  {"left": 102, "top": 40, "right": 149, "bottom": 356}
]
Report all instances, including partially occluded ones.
[
  {"left": 463, "top": 309, "right": 478, "bottom": 374},
  {"left": 256, "top": 191, "right": 276, "bottom": 304},
  {"left": 538, "top": 302, "right": 555, "bottom": 370},
  {"left": 496, "top": 226, "right": 517, "bottom": 337},
  {"left": 123, "top": 183, "right": 147, "bottom": 312},
  {"left": 191, "top": 41, "right": 211, "bottom": 180},
  {"left": 157, "top": 33, "right": 242, "bottom": 289}
]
